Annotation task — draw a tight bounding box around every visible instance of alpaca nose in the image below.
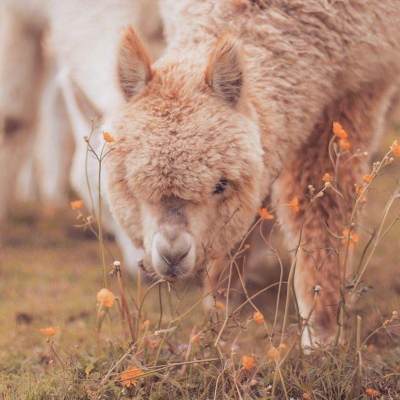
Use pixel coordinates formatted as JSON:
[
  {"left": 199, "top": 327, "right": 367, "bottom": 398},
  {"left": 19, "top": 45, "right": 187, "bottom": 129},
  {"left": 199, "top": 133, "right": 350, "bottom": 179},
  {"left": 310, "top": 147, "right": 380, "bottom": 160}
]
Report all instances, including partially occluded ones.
[
  {"left": 151, "top": 226, "right": 196, "bottom": 279},
  {"left": 159, "top": 246, "right": 191, "bottom": 269}
]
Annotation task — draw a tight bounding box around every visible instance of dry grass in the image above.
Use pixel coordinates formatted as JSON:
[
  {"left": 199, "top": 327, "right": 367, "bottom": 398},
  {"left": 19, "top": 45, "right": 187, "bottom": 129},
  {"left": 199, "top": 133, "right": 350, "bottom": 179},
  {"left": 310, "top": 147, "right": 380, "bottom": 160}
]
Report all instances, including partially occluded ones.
[{"left": 1, "top": 127, "right": 400, "bottom": 399}]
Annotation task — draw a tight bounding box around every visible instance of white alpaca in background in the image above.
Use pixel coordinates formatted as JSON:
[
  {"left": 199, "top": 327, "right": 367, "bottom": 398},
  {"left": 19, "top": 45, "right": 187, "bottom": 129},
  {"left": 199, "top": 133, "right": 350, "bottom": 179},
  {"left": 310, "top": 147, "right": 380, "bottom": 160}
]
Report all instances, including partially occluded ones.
[{"left": 0, "top": 0, "right": 164, "bottom": 272}]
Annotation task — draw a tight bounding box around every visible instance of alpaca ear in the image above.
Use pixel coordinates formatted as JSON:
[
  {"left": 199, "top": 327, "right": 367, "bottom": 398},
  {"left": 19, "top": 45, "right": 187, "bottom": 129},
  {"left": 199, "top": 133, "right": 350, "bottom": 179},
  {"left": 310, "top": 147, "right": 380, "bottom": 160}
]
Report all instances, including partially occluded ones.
[
  {"left": 205, "top": 33, "right": 244, "bottom": 106},
  {"left": 117, "top": 26, "right": 153, "bottom": 101}
]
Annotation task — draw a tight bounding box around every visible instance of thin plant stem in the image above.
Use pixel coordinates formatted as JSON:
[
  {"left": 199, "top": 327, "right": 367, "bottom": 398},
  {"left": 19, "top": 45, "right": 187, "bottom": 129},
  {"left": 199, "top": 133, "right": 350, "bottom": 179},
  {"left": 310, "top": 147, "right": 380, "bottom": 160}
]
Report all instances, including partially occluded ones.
[
  {"left": 349, "top": 185, "right": 400, "bottom": 303},
  {"left": 97, "top": 142, "right": 107, "bottom": 288}
]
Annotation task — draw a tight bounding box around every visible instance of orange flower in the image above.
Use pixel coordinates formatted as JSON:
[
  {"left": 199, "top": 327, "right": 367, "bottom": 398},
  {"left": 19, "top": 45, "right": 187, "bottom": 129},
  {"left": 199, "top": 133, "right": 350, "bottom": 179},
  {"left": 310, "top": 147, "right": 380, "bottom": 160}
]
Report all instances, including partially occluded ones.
[
  {"left": 258, "top": 208, "right": 274, "bottom": 220},
  {"left": 338, "top": 138, "right": 351, "bottom": 150},
  {"left": 147, "top": 340, "right": 158, "bottom": 349},
  {"left": 333, "top": 122, "right": 348, "bottom": 140},
  {"left": 355, "top": 184, "right": 364, "bottom": 195},
  {"left": 211, "top": 253, "right": 220, "bottom": 260},
  {"left": 242, "top": 356, "right": 255, "bottom": 371},
  {"left": 342, "top": 227, "right": 359, "bottom": 249},
  {"left": 96, "top": 288, "right": 115, "bottom": 308},
  {"left": 40, "top": 326, "right": 59, "bottom": 336},
  {"left": 355, "top": 184, "right": 367, "bottom": 202},
  {"left": 192, "top": 334, "right": 200, "bottom": 344},
  {"left": 121, "top": 366, "right": 143, "bottom": 387},
  {"left": 102, "top": 131, "right": 115, "bottom": 143},
  {"left": 365, "top": 388, "right": 379, "bottom": 397},
  {"left": 363, "top": 174, "right": 373, "bottom": 184},
  {"left": 390, "top": 140, "right": 400, "bottom": 156},
  {"left": 367, "top": 344, "right": 375, "bottom": 351},
  {"left": 215, "top": 301, "right": 226, "bottom": 310},
  {"left": 322, "top": 173, "right": 334, "bottom": 182},
  {"left": 342, "top": 227, "right": 350, "bottom": 237},
  {"left": 267, "top": 347, "right": 279, "bottom": 361},
  {"left": 279, "top": 343, "right": 288, "bottom": 350},
  {"left": 70, "top": 200, "right": 83, "bottom": 210},
  {"left": 303, "top": 393, "right": 311, "bottom": 399},
  {"left": 289, "top": 196, "right": 299, "bottom": 213},
  {"left": 253, "top": 311, "right": 264, "bottom": 324}
]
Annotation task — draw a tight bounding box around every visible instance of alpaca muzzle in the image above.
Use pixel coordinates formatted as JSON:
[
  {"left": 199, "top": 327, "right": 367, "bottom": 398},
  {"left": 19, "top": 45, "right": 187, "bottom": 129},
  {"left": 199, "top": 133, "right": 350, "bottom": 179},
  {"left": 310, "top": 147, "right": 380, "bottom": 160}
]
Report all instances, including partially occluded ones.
[{"left": 151, "top": 226, "right": 196, "bottom": 280}]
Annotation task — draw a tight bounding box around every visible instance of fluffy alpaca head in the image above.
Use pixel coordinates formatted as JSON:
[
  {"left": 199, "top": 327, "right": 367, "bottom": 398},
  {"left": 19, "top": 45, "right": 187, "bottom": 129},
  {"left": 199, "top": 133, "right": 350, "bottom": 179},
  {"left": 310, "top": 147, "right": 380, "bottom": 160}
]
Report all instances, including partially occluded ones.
[{"left": 104, "top": 27, "right": 264, "bottom": 280}]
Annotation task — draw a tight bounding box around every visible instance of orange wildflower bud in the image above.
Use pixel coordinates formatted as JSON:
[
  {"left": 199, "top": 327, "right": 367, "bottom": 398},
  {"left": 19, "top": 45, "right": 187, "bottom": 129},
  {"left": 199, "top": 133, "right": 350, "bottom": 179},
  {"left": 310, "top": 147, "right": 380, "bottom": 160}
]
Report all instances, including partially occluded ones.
[
  {"left": 258, "top": 208, "right": 274, "bottom": 220},
  {"left": 192, "top": 334, "right": 200, "bottom": 344},
  {"left": 390, "top": 140, "right": 400, "bottom": 156},
  {"left": 355, "top": 184, "right": 367, "bottom": 201},
  {"left": 121, "top": 366, "right": 143, "bottom": 387},
  {"left": 40, "top": 326, "right": 60, "bottom": 336},
  {"left": 302, "top": 393, "right": 311, "bottom": 399},
  {"left": 211, "top": 253, "right": 220, "bottom": 260},
  {"left": 96, "top": 288, "right": 115, "bottom": 308},
  {"left": 215, "top": 301, "right": 226, "bottom": 310},
  {"left": 338, "top": 138, "right": 351, "bottom": 150},
  {"left": 289, "top": 196, "right": 299, "bottom": 213},
  {"left": 342, "top": 227, "right": 359, "bottom": 249},
  {"left": 365, "top": 388, "right": 379, "bottom": 397},
  {"left": 322, "top": 173, "right": 334, "bottom": 182},
  {"left": 267, "top": 347, "right": 279, "bottom": 361},
  {"left": 102, "top": 131, "right": 116, "bottom": 143},
  {"left": 147, "top": 340, "right": 158, "bottom": 349},
  {"left": 363, "top": 174, "right": 373, "bottom": 183},
  {"left": 242, "top": 356, "right": 255, "bottom": 371},
  {"left": 355, "top": 184, "right": 365, "bottom": 196},
  {"left": 70, "top": 200, "right": 83, "bottom": 210},
  {"left": 333, "top": 122, "right": 348, "bottom": 139},
  {"left": 253, "top": 311, "right": 264, "bottom": 324}
]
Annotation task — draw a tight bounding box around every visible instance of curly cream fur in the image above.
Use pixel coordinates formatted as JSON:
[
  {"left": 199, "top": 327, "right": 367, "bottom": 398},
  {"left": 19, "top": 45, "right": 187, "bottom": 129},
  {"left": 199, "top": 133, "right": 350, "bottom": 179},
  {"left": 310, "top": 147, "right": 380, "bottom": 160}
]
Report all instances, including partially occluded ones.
[{"left": 104, "top": 0, "right": 400, "bottom": 345}]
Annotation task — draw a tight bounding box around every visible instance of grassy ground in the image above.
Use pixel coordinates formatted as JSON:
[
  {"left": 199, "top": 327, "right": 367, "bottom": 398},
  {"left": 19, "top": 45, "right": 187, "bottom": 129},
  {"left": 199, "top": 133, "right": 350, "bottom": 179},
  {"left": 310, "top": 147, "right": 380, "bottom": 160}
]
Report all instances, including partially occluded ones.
[{"left": 1, "top": 132, "right": 400, "bottom": 399}]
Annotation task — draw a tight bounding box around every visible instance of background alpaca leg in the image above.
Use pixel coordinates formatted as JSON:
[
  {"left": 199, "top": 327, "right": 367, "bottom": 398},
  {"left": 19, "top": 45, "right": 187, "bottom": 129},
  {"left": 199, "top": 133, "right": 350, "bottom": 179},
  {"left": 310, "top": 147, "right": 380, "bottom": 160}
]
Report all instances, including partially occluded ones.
[
  {"left": 274, "top": 83, "right": 397, "bottom": 346},
  {"left": 0, "top": 7, "right": 43, "bottom": 232},
  {"left": 9, "top": 36, "right": 74, "bottom": 213},
  {"left": 34, "top": 51, "right": 74, "bottom": 210}
]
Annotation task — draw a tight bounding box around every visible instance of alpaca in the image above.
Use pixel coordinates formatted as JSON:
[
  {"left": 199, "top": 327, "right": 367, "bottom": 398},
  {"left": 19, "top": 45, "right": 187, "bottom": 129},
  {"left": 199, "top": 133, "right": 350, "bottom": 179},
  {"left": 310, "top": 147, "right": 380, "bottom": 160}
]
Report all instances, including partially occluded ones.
[
  {"left": 0, "top": 0, "right": 163, "bottom": 271},
  {"left": 104, "top": 0, "right": 400, "bottom": 346}
]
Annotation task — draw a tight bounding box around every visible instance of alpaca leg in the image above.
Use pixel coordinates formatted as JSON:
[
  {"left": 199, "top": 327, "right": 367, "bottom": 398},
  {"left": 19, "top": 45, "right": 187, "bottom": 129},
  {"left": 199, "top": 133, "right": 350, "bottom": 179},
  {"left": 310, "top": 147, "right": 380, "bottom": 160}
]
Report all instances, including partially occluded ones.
[
  {"left": 274, "top": 83, "right": 397, "bottom": 347},
  {"left": 35, "top": 58, "right": 74, "bottom": 209},
  {"left": 0, "top": 7, "right": 43, "bottom": 228}
]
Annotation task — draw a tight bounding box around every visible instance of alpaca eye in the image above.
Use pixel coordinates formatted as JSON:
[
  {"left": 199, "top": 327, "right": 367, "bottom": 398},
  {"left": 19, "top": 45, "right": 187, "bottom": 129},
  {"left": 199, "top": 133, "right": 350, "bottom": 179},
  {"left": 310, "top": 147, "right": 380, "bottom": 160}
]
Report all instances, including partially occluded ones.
[{"left": 213, "top": 179, "right": 228, "bottom": 195}]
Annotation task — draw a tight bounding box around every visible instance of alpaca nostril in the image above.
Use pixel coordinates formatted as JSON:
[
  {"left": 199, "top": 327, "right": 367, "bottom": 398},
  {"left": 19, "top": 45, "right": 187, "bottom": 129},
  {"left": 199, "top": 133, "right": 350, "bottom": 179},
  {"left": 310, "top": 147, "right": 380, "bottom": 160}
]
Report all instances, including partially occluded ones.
[
  {"left": 175, "top": 246, "right": 191, "bottom": 263},
  {"left": 160, "top": 254, "right": 172, "bottom": 266},
  {"left": 160, "top": 246, "right": 191, "bottom": 267}
]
